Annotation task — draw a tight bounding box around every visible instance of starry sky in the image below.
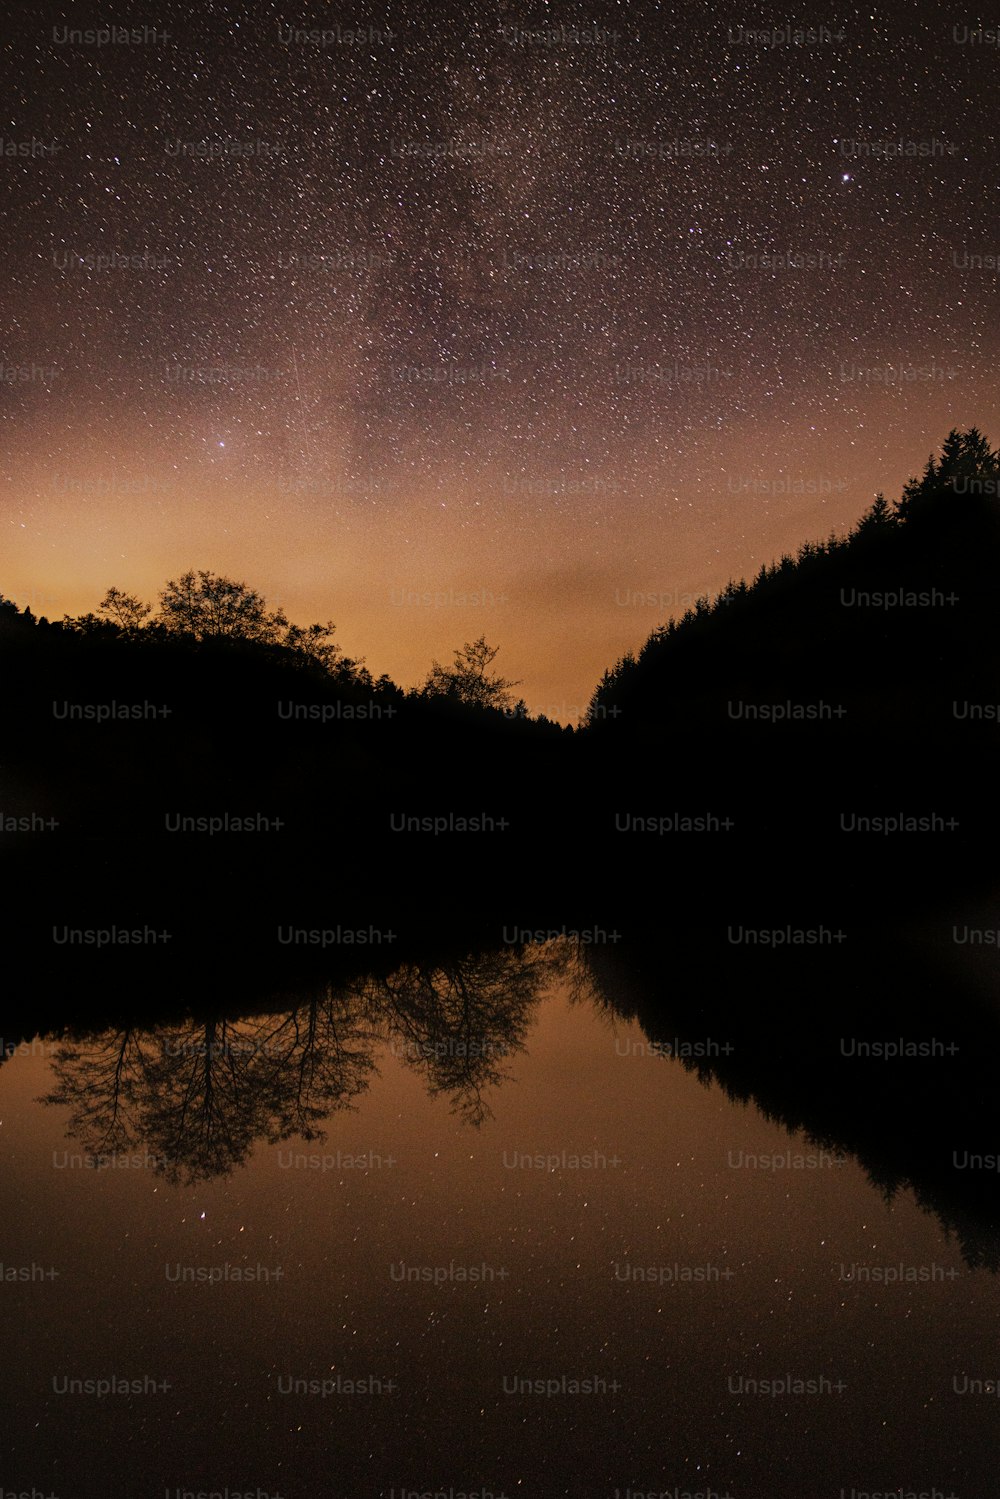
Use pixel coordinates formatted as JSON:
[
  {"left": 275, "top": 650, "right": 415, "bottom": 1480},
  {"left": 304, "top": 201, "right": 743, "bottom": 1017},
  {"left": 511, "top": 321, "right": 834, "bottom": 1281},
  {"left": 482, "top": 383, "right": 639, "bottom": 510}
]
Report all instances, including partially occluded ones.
[{"left": 3, "top": 1, "right": 997, "bottom": 716}]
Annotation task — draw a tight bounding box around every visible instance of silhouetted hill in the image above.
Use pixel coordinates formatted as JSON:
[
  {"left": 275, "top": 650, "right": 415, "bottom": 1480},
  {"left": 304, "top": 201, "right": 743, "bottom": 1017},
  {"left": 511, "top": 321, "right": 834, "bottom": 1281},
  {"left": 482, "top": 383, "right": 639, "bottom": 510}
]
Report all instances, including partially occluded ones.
[
  {"left": 5, "top": 427, "right": 1000, "bottom": 901},
  {"left": 0, "top": 595, "right": 566, "bottom": 846},
  {"left": 574, "top": 427, "right": 1000, "bottom": 882},
  {"left": 586, "top": 427, "right": 1000, "bottom": 733}
]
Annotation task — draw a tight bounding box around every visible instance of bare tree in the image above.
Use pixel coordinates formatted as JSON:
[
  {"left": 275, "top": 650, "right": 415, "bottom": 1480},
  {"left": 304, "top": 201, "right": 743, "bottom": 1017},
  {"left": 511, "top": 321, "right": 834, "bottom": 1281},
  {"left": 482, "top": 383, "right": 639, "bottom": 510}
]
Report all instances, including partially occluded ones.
[
  {"left": 97, "top": 586, "right": 152, "bottom": 633},
  {"left": 422, "top": 636, "right": 521, "bottom": 710}
]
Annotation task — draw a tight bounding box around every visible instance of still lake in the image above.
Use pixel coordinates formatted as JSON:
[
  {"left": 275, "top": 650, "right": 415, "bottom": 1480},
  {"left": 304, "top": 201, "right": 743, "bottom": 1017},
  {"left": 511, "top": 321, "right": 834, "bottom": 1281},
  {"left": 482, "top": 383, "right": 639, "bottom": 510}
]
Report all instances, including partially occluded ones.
[{"left": 2, "top": 936, "right": 997, "bottom": 1497}]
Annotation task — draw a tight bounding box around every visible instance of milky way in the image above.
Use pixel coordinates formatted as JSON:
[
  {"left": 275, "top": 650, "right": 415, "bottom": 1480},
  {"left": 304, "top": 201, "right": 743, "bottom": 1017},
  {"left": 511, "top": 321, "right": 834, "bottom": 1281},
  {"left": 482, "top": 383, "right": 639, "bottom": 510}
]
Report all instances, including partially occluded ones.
[{"left": 3, "top": 2, "right": 998, "bottom": 716}]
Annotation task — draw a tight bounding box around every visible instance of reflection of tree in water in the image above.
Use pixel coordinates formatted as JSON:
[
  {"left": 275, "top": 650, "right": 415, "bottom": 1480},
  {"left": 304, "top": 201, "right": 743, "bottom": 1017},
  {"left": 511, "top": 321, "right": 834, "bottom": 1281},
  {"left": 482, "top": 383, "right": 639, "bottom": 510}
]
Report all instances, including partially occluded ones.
[
  {"left": 40, "top": 947, "right": 552, "bottom": 1183},
  {"left": 361, "top": 946, "right": 550, "bottom": 1124},
  {"left": 42, "top": 996, "right": 378, "bottom": 1184}
]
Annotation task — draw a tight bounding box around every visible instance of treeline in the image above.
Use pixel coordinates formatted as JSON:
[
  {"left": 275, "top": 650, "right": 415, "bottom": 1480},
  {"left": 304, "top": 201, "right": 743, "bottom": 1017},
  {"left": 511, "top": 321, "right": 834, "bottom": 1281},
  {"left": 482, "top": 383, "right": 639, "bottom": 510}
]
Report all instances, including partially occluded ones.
[
  {"left": 7, "top": 423, "right": 1000, "bottom": 739},
  {"left": 584, "top": 426, "right": 1000, "bottom": 730},
  {"left": 4, "top": 426, "right": 1000, "bottom": 895},
  {"left": 2, "top": 567, "right": 565, "bottom": 727},
  {"left": 0, "top": 567, "right": 570, "bottom": 864}
]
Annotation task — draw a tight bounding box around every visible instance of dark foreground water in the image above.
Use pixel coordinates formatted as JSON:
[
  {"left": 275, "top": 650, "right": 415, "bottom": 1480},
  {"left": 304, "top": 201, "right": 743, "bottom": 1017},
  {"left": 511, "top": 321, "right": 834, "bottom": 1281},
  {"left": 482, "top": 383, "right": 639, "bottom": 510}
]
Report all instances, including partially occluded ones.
[{"left": 2, "top": 935, "right": 999, "bottom": 1497}]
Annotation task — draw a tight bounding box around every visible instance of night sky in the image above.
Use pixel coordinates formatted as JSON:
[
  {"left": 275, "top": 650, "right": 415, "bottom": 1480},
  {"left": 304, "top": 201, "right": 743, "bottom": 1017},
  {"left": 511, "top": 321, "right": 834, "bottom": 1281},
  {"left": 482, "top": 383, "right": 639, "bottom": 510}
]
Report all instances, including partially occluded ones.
[{"left": 3, "top": 2, "right": 997, "bottom": 716}]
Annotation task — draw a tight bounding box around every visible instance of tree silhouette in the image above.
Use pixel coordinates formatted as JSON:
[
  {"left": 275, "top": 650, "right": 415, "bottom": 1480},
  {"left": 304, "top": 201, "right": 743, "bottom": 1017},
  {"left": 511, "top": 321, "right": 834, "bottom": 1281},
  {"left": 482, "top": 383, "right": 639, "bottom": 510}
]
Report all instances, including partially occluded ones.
[
  {"left": 896, "top": 427, "right": 1000, "bottom": 518},
  {"left": 422, "top": 636, "right": 521, "bottom": 710},
  {"left": 854, "top": 491, "right": 894, "bottom": 534},
  {"left": 280, "top": 618, "right": 349, "bottom": 673},
  {"left": 97, "top": 586, "right": 152, "bottom": 633},
  {"left": 157, "top": 569, "right": 289, "bottom": 642},
  {"left": 155, "top": 567, "right": 349, "bottom": 671}
]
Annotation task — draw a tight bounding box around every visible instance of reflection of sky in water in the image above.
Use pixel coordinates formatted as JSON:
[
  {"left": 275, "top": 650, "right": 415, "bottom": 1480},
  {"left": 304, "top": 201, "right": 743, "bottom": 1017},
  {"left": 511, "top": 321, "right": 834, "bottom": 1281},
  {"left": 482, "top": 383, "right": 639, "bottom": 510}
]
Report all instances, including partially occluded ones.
[{"left": 2, "top": 959, "right": 998, "bottom": 1497}]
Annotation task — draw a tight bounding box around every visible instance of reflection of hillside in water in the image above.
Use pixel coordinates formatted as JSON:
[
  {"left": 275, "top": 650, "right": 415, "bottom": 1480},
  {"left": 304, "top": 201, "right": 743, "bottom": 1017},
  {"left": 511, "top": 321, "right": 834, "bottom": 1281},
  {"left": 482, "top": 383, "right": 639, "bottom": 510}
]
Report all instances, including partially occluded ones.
[
  {"left": 575, "top": 920, "right": 1000, "bottom": 1272},
  {"left": 23, "top": 919, "right": 1000, "bottom": 1270}
]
